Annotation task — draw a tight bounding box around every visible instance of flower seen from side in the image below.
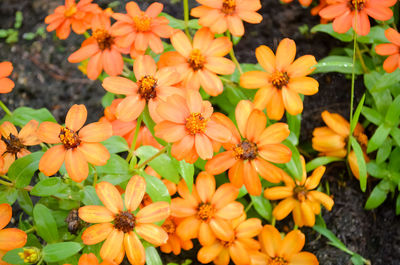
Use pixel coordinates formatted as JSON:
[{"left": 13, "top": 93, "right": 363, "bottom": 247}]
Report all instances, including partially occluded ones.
[
  {"left": 159, "top": 217, "right": 193, "bottom": 255},
  {"left": 0, "top": 62, "right": 14, "bottom": 94},
  {"left": 375, "top": 28, "right": 400, "bottom": 73}
]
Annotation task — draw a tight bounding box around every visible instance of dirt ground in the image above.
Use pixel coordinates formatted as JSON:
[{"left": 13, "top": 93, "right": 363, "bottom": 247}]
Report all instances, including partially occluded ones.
[{"left": 0, "top": 0, "right": 399, "bottom": 264}]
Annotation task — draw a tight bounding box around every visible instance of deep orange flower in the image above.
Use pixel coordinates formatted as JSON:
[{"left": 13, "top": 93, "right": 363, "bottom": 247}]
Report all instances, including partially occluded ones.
[
  {"left": 145, "top": 166, "right": 177, "bottom": 196},
  {"left": 0, "top": 120, "right": 40, "bottom": 175},
  {"left": 205, "top": 100, "right": 291, "bottom": 196},
  {"left": 264, "top": 156, "right": 334, "bottom": 227},
  {"left": 197, "top": 213, "right": 262, "bottom": 265},
  {"left": 112, "top": 1, "right": 173, "bottom": 57},
  {"left": 0, "top": 204, "right": 27, "bottom": 265},
  {"left": 79, "top": 176, "right": 170, "bottom": 265},
  {"left": 0, "top": 62, "right": 14, "bottom": 94},
  {"left": 319, "top": 0, "right": 396, "bottom": 36},
  {"left": 312, "top": 110, "right": 368, "bottom": 179},
  {"left": 259, "top": 225, "right": 319, "bottom": 265},
  {"left": 158, "top": 28, "right": 235, "bottom": 96},
  {"left": 170, "top": 172, "right": 244, "bottom": 246},
  {"left": 38, "top": 104, "right": 112, "bottom": 182},
  {"left": 190, "top": 0, "right": 262, "bottom": 37},
  {"left": 281, "top": 0, "right": 312, "bottom": 7},
  {"left": 240, "top": 39, "right": 318, "bottom": 120},
  {"left": 311, "top": 0, "right": 338, "bottom": 23},
  {"left": 45, "top": 0, "right": 100, "bottom": 39},
  {"left": 68, "top": 15, "right": 126, "bottom": 80},
  {"left": 159, "top": 217, "right": 193, "bottom": 255},
  {"left": 154, "top": 90, "right": 232, "bottom": 163},
  {"left": 64, "top": 253, "right": 117, "bottom": 265},
  {"left": 375, "top": 28, "right": 400, "bottom": 73},
  {"left": 102, "top": 55, "right": 182, "bottom": 122}
]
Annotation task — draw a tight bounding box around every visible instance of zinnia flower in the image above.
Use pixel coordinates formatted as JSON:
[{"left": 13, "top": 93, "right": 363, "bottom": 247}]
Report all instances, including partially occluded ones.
[
  {"left": 171, "top": 172, "right": 244, "bottom": 246},
  {"left": 38, "top": 104, "right": 112, "bottom": 182},
  {"left": 102, "top": 55, "right": 182, "bottom": 122},
  {"left": 45, "top": 0, "right": 100, "bottom": 39},
  {"left": 264, "top": 156, "right": 334, "bottom": 227},
  {"left": 312, "top": 110, "right": 368, "bottom": 179},
  {"left": 64, "top": 253, "right": 117, "bottom": 265},
  {"left": 158, "top": 27, "right": 235, "bottom": 96},
  {"left": 0, "top": 120, "right": 40, "bottom": 174},
  {"left": 159, "top": 217, "right": 193, "bottom": 255},
  {"left": 259, "top": 225, "right": 319, "bottom": 265},
  {"left": 190, "top": 0, "right": 263, "bottom": 37},
  {"left": 112, "top": 1, "right": 173, "bottom": 57},
  {"left": 154, "top": 90, "right": 232, "bottom": 163},
  {"left": 240, "top": 39, "right": 318, "bottom": 120},
  {"left": 197, "top": 213, "right": 262, "bottom": 265},
  {"left": 0, "top": 204, "right": 27, "bottom": 264},
  {"left": 205, "top": 100, "right": 292, "bottom": 196},
  {"left": 0, "top": 61, "right": 14, "bottom": 94},
  {"left": 375, "top": 28, "right": 400, "bottom": 73},
  {"left": 319, "top": 0, "right": 396, "bottom": 36},
  {"left": 68, "top": 15, "right": 125, "bottom": 80},
  {"left": 79, "top": 176, "right": 170, "bottom": 265}
]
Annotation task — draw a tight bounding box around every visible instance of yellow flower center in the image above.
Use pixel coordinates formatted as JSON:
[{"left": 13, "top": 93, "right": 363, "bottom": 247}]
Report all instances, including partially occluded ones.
[
  {"left": 270, "top": 71, "right": 290, "bottom": 89},
  {"left": 349, "top": 0, "right": 366, "bottom": 11},
  {"left": 92, "top": 29, "right": 114, "bottom": 51},
  {"left": 185, "top": 113, "right": 207, "bottom": 135},
  {"left": 268, "top": 256, "right": 289, "bottom": 265},
  {"left": 2, "top": 133, "right": 24, "bottom": 155},
  {"left": 59, "top": 127, "right": 80, "bottom": 149},
  {"left": 114, "top": 211, "right": 136, "bottom": 233},
  {"left": 138, "top": 75, "right": 158, "bottom": 101},
  {"left": 233, "top": 140, "right": 258, "bottom": 160},
  {"left": 161, "top": 218, "right": 176, "bottom": 234},
  {"left": 64, "top": 4, "right": 77, "bottom": 18},
  {"left": 187, "top": 49, "right": 205, "bottom": 71},
  {"left": 197, "top": 203, "right": 215, "bottom": 222},
  {"left": 133, "top": 13, "right": 152, "bottom": 32},
  {"left": 222, "top": 0, "right": 236, "bottom": 15},
  {"left": 18, "top": 247, "right": 40, "bottom": 264},
  {"left": 293, "top": 185, "right": 308, "bottom": 202}
]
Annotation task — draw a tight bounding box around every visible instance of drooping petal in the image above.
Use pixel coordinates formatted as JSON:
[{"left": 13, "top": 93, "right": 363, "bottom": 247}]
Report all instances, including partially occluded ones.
[
  {"left": 95, "top": 181, "right": 124, "bottom": 214},
  {"left": 65, "top": 104, "right": 87, "bottom": 131},
  {"left": 272, "top": 197, "right": 297, "bottom": 220},
  {"left": 321, "top": 111, "right": 350, "bottom": 137}
]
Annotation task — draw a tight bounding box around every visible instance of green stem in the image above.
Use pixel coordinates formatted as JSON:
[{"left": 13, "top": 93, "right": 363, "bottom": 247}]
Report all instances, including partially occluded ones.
[
  {"left": 355, "top": 42, "right": 368, "bottom": 73},
  {"left": 183, "top": 0, "right": 191, "bottom": 39},
  {"left": 126, "top": 114, "right": 143, "bottom": 162},
  {"left": 123, "top": 57, "right": 135, "bottom": 64},
  {"left": 245, "top": 201, "right": 253, "bottom": 212},
  {"left": 226, "top": 31, "right": 243, "bottom": 74},
  {"left": 0, "top": 175, "right": 10, "bottom": 181},
  {"left": 293, "top": 224, "right": 299, "bottom": 230},
  {"left": 136, "top": 146, "right": 167, "bottom": 169},
  {"left": 348, "top": 8, "right": 358, "bottom": 155},
  {"left": 0, "top": 179, "right": 13, "bottom": 187},
  {"left": 0, "top": 100, "right": 12, "bottom": 116},
  {"left": 83, "top": 31, "right": 90, "bottom": 39},
  {"left": 271, "top": 216, "right": 276, "bottom": 227},
  {"left": 24, "top": 227, "right": 36, "bottom": 234},
  {"left": 92, "top": 165, "right": 98, "bottom": 187}
]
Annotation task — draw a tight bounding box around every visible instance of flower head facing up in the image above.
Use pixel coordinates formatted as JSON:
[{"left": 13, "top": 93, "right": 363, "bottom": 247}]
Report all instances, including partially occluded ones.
[
  {"left": 38, "top": 104, "right": 112, "bottom": 182},
  {"left": 264, "top": 156, "right": 334, "bottom": 227},
  {"left": 63, "top": 253, "right": 117, "bottom": 265},
  {"left": 191, "top": 0, "right": 262, "bottom": 37},
  {"left": 155, "top": 90, "right": 232, "bottom": 163},
  {"left": 0, "top": 61, "right": 14, "bottom": 94},
  {"left": 79, "top": 176, "right": 170, "bottom": 265},
  {"left": 205, "top": 100, "right": 292, "bottom": 196},
  {"left": 319, "top": 0, "right": 396, "bottom": 36},
  {"left": 375, "top": 28, "right": 400, "bottom": 73},
  {"left": 240, "top": 39, "right": 318, "bottom": 120},
  {"left": 259, "top": 225, "right": 319, "bottom": 265}
]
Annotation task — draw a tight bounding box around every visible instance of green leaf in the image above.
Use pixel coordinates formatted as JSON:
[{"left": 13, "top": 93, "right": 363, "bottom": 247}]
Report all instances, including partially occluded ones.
[
  {"left": 2, "top": 248, "right": 27, "bottom": 264},
  {"left": 364, "top": 180, "right": 390, "bottom": 210},
  {"left": 96, "top": 154, "right": 129, "bottom": 175},
  {"left": 43, "top": 242, "right": 82, "bottom": 262},
  {"left": 0, "top": 186, "right": 18, "bottom": 205},
  {"left": 141, "top": 172, "right": 171, "bottom": 203},
  {"left": 350, "top": 254, "right": 364, "bottom": 265},
  {"left": 17, "top": 190, "right": 33, "bottom": 216},
  {"left": 311, "top": 24, "right": 353, "bottom": 42},
  {"left": 101, "top": 92, "right": 115, "bottom": 108},
  {"left": 367, "top": 123, "right": 392, "bottom": 153},
  {"left": 306, "top": 156, "right": 344, "bottom": 172},
  {"left": 396, "top": 194, "right": 400, "bottom": 215},
  {"left": 31, "top": 177, "right": 66, "bottom": 196},
  {"left": 283, "top": 140, "right": 303, "bottom": 180},
  {"left": 313, "top": 225, "right": 352, "bottom": 255},
  {"left": 350, "top": 94, "right": 365, "bottom": 134},
  {"left": 145, "top": 246, "right": 162, "bottom": 265},
  {"left": 313, "top": 56, "right": 363, "bottom": 74},
  {"left": 286, "top": 112, "right": 301, "bottom": 145},
  {"left": 376, "top": 138, "right": 392, "bottom": 164},
  {"left": 175, "top": 160, "right": 194, "bottom": 193},
  {"left": 22, "top": 32, "right": 36, "bottom": 40},
  {"left": 391, "top": 127, "right": 400, "bottom": 147},
  {"left": 8, "top": 152, "right": 43, "bottom": 188},
  {"left": 160, "top": 13, "right": 185, "bottom": 29},
  {"left": 250, "top": 195, "right": 272, "bottom": 222},
  {"left": 361, "top": 106, "right": 382, "bottom": 125},
  {"left": 0, "top": 107, "right": 56, "bottom": 127},
  {"left": 33, "top": 204, "right": 58, "bottom": 243},
  {"left": 351, "top": 138, "right": 367, "bottom": 192},
  {"left": 384, "top": 94, "right": 400, "bottom": 126},
  {"left": 366, "top": 161, "right": 388, "bottom": 178},
  {"left": 81, "top": 186, "right": 102, "bottom": 206},
  {"left": 357, "top": 26, "right": 387, "bottom": 44},
  {"left": 98, "top": 174, "right": 132, "bottom": 186},
  {"left": 101, "top": 135, "right": 129, "bottom": 154},
  {"left": 14, "top": 11, "right": 23, "bottom": 29}
]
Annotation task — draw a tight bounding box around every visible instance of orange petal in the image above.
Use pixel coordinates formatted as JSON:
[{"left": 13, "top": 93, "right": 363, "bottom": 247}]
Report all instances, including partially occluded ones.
[
  {"left": 196, "top": 171, "right": 216, "bottom": 203},
  {"left": 134, "top": 55, "right": 157, "bottom": 80},
  {"left": 259, "top": 225, "right": 282, "bottom": 258},
  {"left": 251, "top": 158, "right": 283, "bottom": 183},
  {"left": 258, "top": 144, "right": 292, "bottom": 164},
  {"left": 385, "top": 27, "right": 400, "bottom": 46},
  {"left": 78, "top": 142, "right": 110, "bottom": 166},
  {"left": 235, "top": 218, "right": 262, "bottom": 238},
  {"left": 205, "top": 151, "right": 236, "bottom": 175},
  {"left": 243, "top": 161, "right": 262, "bottom": 196},
  {"left": 308, "top": 191, "right": 334, "bottom": 211},
  {"left": 171, "top": 30, "right": 192, "bottom": 58},
  {"left": 135, "top": 223, "right": 168, "bottom": 246},
  {"left": 68, "top": 44, "right": 99, "bottom": 63},
  {"left": 0, "top": 77, "right": 14, "bottom": 94},
  {"left": 286, "top": 55, "right": 317, "bottom": 78},
  {"left": 215, "top": 201, "right": 244, "bottom": 220},
  {"left": 383, "top": 54, "right": 400, "bottom": 73},
  {"left": 266, "top": 88, "right": 285, "bottom": 120},
  {"left": 0, "top": 204, "right": 11, "bottom": 230},
  {"left": 288, "top": 77, "right": 319, "bottom": 96},
  {"left": 253, "top": 85, "right": 274, "bottom": 111},
  {"left": 37, "top": 122, "right": 62, "bottom": 144},
  {"left": 195, "top": 133, "right": 213, "bottom": 160},
  {"left": 209, "top": 218, "right": 234, "bottom": 241},
  {"left": 258, "top": 122, "right": 290, "bottom": 146},
  {"left": 65, "top": 104, "right": 87, "bottom": 131},
  {"left": 124, "top": 232, "right": 146, "bottom": 265},
  {"left": 235, "top": 100, "right": 254, "bottom": 137},
  {"left": 278, "top": 229, "right": 305, "bottom": 259},
  {"left": 272, "top": 197, "right": 297, "bottom": 220},
  {"left": 102, "top": 77, "right": 137, "bottom": 95},
  {"left": 289, "top": 252, "right": 319, "bottom": 265},
  {"left": 211, "top": 183, "right": 239, "bottom": 210},
  {"left": 245, "top": 109, "right": 267, "bottom": 142},
  {"left": 18, "top": 120, "right": 40, "bottom": 146},
  {"left": 321, "top": 111, "right": 350, "bottom": 137},
  {"left": 82, "top": 223, "right": 114, "bottom": 245},
  {"left": 305, "top": 166, "right": 326, "bottom": 190},
  {"left": 116, "top": 95, "right": 146, "bottom": 122},
  {"left": 170, "top": 198, "right": 197, "bottom": 218},
  {"left": 154, "top": 122, "right": 186, "bottom": 142},
  {"left": 206, "top": 36, "right": 232, "bottom": 57},
  {"left": 282, "top": 86, "right": 303, "bottom": 116},
  {"left": 95, "top": 181, "right": 124, "bottom": 214},
  {"left": 79, "top": 122, "right": 112, "bottom": 142},
  {"left": 205, "top": 120, "right": 232, "bottom": 143},
  {"left": 0, "top": 62, "right": 13, "bottom": 78},
  {"left": 300, "top": 201, "right": 315, "bottom": 227},
  {"left": 176, "top": 216, "right": 201, "bottom": 241},
  {"left": 0, "top": 122, "right": 17, "bottom": 138},
  {"left": 255, "top": 45, "right": 275, "bottom": 73},
  {"left": 79, "top": 253, "right": 99, "bottom": 265},
  {"left": 275, "top": 38, "right": 296, "bottom": 71},
  {"left": 78, "top": 206, "right": 115, "bottom": 223},
  {"left": 100, "top": 229, "right": 124, "bottom": 262},
  {"left": 229, "top": 240, "right": 250, "bottom": 265},
  {"left": 0, "top": 228, "right": 27, "bottom": 250},
  {"left": 205, "top": 57, "right": 235, "bottom": 75},
  {"left": 124, "top": 175, "right": 146, "bottom": 212},
  {"left": 264, "top": 186, "right": 293, "bottom": 200},
  {"left": 198, "top": 222, "right": 216, "bottom": 246},
  {"left": 39, "top": 145, "right": 66, "bottom": 176},
  {"left": 228, "top": 161, "right": 244, "bottom": 188},
  {"left": 239, "top": 71, "right": 269, "bottom": 89},
  {"left": 136, "top": 201, "right": 170, "bottom": 224},
  {"left": 65, "top": 148, "right": 89, "bottom": 183},
  {"left": 197, "top": 242, "right": 223, "bottom": 264}
]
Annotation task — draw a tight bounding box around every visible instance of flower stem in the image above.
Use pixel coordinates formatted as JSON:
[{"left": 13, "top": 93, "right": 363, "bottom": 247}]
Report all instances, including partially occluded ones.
[
  {"left": 245, "top": 201, "right": 253, "bottom": 212},
  {"left": 24, "top": 226, "right": 36, "bottom": 234},
  {"left": 126, "top": 114, "right": 143, "bottom": 162},
  {"left": 123, "top": 57, "right": 135, "bottom": 64},
  {"left": 0, "top": 179, "right": 13, "bottom": 187},
  {"left": 348, "top": 15, "right": 358, "bottom": 155},
  {"left": 226, "top": 31, "right": 243, "bottom": 74},
  {"left": 92, "top": 165, "right": 98, "bottom": 187},
  {"left": 183, "top": 0, "right": 191, "bottom": 39},
  {"left": 0, "top": 100, "right": 12, "bottom": 116},
  {"left": 355, "top": 41, "right": 368, "bottom": 73},
  {"left": 135, "top": 146, "right": 167, "bottom": 170}
]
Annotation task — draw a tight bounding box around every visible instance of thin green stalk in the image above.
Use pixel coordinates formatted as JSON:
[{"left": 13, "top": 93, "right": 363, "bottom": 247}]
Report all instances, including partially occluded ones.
[
  {"left": 0, "top": 179, "right": 13, "bottom": 187},
  {"left": 271, "top": 216, "right": 276, "bottom": 227},
  {"left": 136, "top": 146, "right": 167, "bottom": 169},
  {"left": 24, "top": 226, "right": 36, "bottom": 234},
  {"left": 183, "top": 0, "right": 191, "bottom": 39},
  {"left": 226, "top": 31, "right": 243, "bottom": 74},
  {"left": 126, "top": 114, "right": 143, "bottom": 162},
  {"left": 355, "top": 42, "right": 368, "bottom": 73},
  {"left": 293, "top": 224, "right": 298, "bottom": 230},
  {"left": 83, "top": 31, "right": 90, "bottom": 38},
  {"left": 0, "top": 175, "right": 10, "bottom": 181},
  {"left": 92, "top": 165, "right": 98, "bottom": 187},
  {"left": 0, "top": 100, "right": 12, "bottom": 116},
  {"left": 245, "top": 201, "right": 253, "bottom": 212},
  {"left": 123, "top": 57, "right": 135, "bottom": 64}
]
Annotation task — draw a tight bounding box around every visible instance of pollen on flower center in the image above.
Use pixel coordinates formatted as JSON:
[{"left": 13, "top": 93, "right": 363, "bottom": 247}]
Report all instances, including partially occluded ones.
[
  {"left": 269, "top": 256, "right": 289, "bottom": 265},
  {"left": 138, "top": 75, "right": 158, "bottom": 101},
  {"left": 161, "top": 218, "right": 176, "bottom": 234},
  {"left": 92, "top": 29, "right": 114, "bottom": 50},
  {"left": 220, "top": 239, "right": 234, "bottom": 248},
  {"left": 59, "top": 127, "right": 80, "bottom": 149},
  {"left": 293, "top": 186, "right": 308, "bottom": 202},
  {"left": 222, "top": 0, "right": 236, "bottom": 15},
  {"left": 233, "top": 140, "right": 258, "bottom": 160},
  {"left": 64, "top": 4, "right": 77, "bottom": 17},
  {"left": 270, "top": 71, "right": 290, "bottom": 89},
  {"left": 2, "top": 134, "right": 24, "bottom": 155},
  {"left": 114, "top": 211, "right": 136, "bottom": 233},
  {"left": 349, "top": 0, "right": 366, "bottom": 11},
  {"left": 197, "top": 203, "right": 215, "bottom": 222},
  {"left": 133, "top": 13, "right": 152, "bottom": 32},
  {"left": 187, "top": 49, "right": 205, "bottom": 71},
  {"left": 185, "top": 113, "right": 207, "bottom": 135}
]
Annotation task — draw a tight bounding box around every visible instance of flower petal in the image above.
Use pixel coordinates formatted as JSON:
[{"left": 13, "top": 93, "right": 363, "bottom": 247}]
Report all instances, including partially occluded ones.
[
  {"left": 282, "top": 86, "right": 303, "bottom": 116},
  {"left": 176, "top": 216, "right": 201, "bottom": 240},
  {"left": 235, "top": 218, "right": 262, "bottom": 238},
  {"left": 125, "top": 175, "right": 146, "bottom": 212},
  {"left": 171, "top": 30, "right": 192, "bottom": 58},
  {"left": 196, "top": 171, "right": 216, "bottom": 203},
  {"left": 78, "top": 206, "right": 115, "bottom": 223},
  {"left": 79, "top": 122, "right": 112, "bottom": 142},
  {"left": 272, "top": 197, "right": 297, "bottom": 220},
  {"left": 258, "top": 144, "right": 292, "bottom": 164},
  {"left": 275, "top": 38, "right": 296, "bottom": 71},
  {"left": 255, "top": 45, "right": 275, "bottom": 73},
  {"left": 0, "top": 228, "right": 27, "bottom": 250},
  {"left": 197, "top": 242, "right": 223, "bottom": 264},
  {"left": 287, "top": 55, "right": 317, "bottom": 78},
  {"left": 245, "top": 109, "right": 267, "bottom": 142},
  {"left": 198, "top": 222, "right": 216, "bottom": 246},
  {"left": 65, "top": 148, "right": 89, "bottom": 183},
  {"left": 37, "top": 122, "right": 62, "bottom": 144},
  {"left": 0, "top": 204, "right": 12, "bottom": 230},
  {"left": 116, "top": 95, "right": 146, "bottom": 122},
  {"left": 125, "top": 232, "right": 146, "bottom": 265},
  {"left": 278, "top": 229, "right": 305, "bottom": 258},
  {"left": 215, "top": 201, "right": 244, "bottom": 220},
  {"left": 78, "top": 142, "right": 110, "bottom": 166},
  {"left": 209, "top": 218, "right": 234, "bottom": 241},
  {"left": 102, "top": 77, "right": 137, "bottom": 95},
  {"left": 239, "top": 71, "right": 269, "bottom": 88},
  {"left": 195, "top": 133, "right": 213, "bottom": 160},
  {"left": 136, "top": 201, "right": 170, "bottom": 224},
  {"left": 259, "top": 225, "right": 282, "bottom": 258},
  {"left": 288, "top": 76, "right": 319, "bottom": 95},
  {"left": 39, "top": 145, "right": 66, "bottom": 176},
  {"left": 66, "top": 104, "right": 87, "bottom": 131},
  {"left": 96, "top": 181, "right": 124, "bottom": 214},
  {"left": 135, "top": 223, "right": 168, "bottom": 246},
  {"left": 243, "top": 160, "right": 262, "bottom": 196},
  {"left": 100, "top": 229, "right": 124, "bottom": 261}
]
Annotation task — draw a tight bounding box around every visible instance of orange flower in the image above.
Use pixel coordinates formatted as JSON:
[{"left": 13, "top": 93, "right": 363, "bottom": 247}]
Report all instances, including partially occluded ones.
[
  {"left": 311, "top": 0, "right": 338, "bottom": 23},
  {"left": 240, "top": 39, "right": 318, "bottom": 120},
  {"left": 190, "top": 0, "right": 262, "bottom": 37},
  {"left": 264, "top": 156, "right": 334, "bottom": 227},
  {"left": 170, "top": 172, "right": 244, "bottom": 246},
  {"left": 259, "top": 225, "right": 319, "bottom": 265},
  {"left": 112, "top": 1, "right": 173, "bottom": 57},
  {"left": 159, "top": 217, "right": 193, "bottom": 255},
  {"left": 158, "top": 28, "right": 235, "bottom": 96},
  {"left": 375, "top": 28, "right": 400, "bottom": 73},
  {"left": 154, "top": 90, "right": 231, "bottom": 163},
  {"left": 0, "top": 62, "right": 14, "bottom": 94},
  {"left": 79, "top": 176, "right": 170, "bottom": 265},
  {"left": 102, "top": 55, "right": 182, "bottom": 122},
  {"left": 0, "top": 204, "right": 27, "bottom": 265},
  {"left": 319, "top": 0, "right": 396, "bottom": 36},
  {"left": 45, "top": 0, "right": 100, "bottom": 39},
  {"left": 38, "top": 104, "right": 112, "bottom": 182},
  {"left": 205, "top": 100, "right": 292, "bottom": 196},
  {"left": 281, "top": 0, "right": 312, "bottom": 7},
  {"left": 68, "top": 15, "right": 126, "bottom": 80},
  {"left": 145, "top": 166, "right": 177, "bottom": 196},
  {"left": 64, "top": 253, "right": 117, "bottom": 265},
  {"left": 197, "top": 213, "right": 262, "bottom": 265},
  {"left": 312, "top": 110, "right": 368, "bottom": 179},
  {"left": 0, "top": 120, "right": 40, "bottom": 174}
]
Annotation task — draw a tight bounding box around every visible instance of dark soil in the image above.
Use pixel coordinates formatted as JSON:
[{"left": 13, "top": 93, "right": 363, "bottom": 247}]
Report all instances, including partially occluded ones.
[{"left": 1, "top": 0, "right": 399, "bottom": 264}]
